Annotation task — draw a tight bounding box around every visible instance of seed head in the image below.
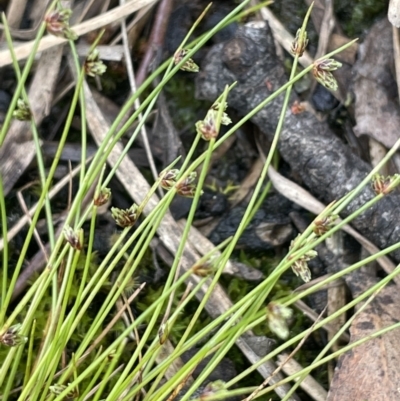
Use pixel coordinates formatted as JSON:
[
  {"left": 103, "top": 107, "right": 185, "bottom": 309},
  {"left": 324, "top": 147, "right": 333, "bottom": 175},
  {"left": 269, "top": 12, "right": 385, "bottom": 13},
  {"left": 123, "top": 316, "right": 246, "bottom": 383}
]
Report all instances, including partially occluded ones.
[
  {"left": 63, "top": 225, "right": 82, "bottom": 250},
  {"left": 49, "top": 384, "right": 78, "bottom": 399},
  {"left": 0, "top": 324, "right": 28, "bottom": 347},
  {"left": 196, "top": 100, "right": 231, "bottom": 141},
  {"left": 45, "top": 8, "right": 77, "bottom": 40},
  {"left": 291, "top": 28, "right": 308, "bottom": 57},
  {"left": 174, "top": 49, "right": 199, "bottom": 72},
  {"left": 199, "top": 380, "right": 227, "bottom": 400},
  {"left": 291, "top": 259, "right": 312, "bottom": 282},
  {"left": 159, "top": 169, "right": 180, "bottom": 190},
  {"left": 158, "top": 323, "right": 169, "bottom": 345},
  {"left": 313, "top": 59, "right": 342, "bottom": 91},
  {"left": 111, "top": 204, "right": 139, "bottom": 227},
  {"left": 94, "top": 187, "right": 111, "bottom": 206},
  {"left": 291, "top": 100, "right": 306, "bottom": 115},
  {"left": 176, "top": 172, "right": 202, "bottom": 198},
  {"left": 192, "top": 261, "right": 214, "bottom": 277},
  {"left": 372, "top": 174, "right": 400, "bottom": 195},
  {"left": 84, "top": 48, "right": 107, "bottom": 77},
  {"left": 13, "top": 99, "right": 31, "bottom": 121},
  {"left": 289, "top": 236, "right": 317, "bottom": 282},
  {"left": 313, "top": 215, "right": 337, "bottom": 236}
]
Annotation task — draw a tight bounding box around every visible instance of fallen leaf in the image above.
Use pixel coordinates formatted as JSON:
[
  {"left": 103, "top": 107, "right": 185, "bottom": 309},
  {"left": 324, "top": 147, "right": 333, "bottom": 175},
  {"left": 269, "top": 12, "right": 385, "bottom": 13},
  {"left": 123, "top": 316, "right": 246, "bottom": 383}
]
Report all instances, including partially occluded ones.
[
  {"left": 353, "top": 19, "right": 400, "bottom": 148},
  {"left": 327, "top": 273, "right": 400, "bottom": 400}
]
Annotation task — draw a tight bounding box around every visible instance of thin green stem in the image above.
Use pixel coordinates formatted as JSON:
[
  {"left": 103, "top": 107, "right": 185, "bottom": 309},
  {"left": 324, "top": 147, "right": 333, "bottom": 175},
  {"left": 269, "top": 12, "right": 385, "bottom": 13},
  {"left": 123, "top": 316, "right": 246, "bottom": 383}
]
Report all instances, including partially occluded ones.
[{"left": 0, "top": 174, "right": 8, "bottom": 326}]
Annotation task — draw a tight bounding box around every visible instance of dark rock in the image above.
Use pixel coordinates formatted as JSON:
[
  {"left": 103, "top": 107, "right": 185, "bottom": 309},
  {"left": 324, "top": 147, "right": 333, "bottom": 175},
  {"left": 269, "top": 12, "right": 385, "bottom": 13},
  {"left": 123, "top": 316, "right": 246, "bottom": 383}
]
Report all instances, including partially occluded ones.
[
  {"left": 209, "top": 193, "right": 295, "bottom": 251},
  {"left": 311, "top": 84, "right": 339, "bottom": 112},
  {"left": 0, "top": 90, "right": 11, "bottom": 124},
  {"left": 195, "top": 21, "right": 400, "bottom": 263}
]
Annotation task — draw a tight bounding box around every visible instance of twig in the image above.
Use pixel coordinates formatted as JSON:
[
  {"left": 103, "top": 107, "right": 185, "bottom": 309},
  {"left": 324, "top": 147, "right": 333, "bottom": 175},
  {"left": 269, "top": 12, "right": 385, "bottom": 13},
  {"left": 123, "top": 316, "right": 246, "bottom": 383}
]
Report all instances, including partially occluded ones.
[
  {"left": 83, "top": 364, "right": 125, "bottom": 401},
  {"left": 314, "top": 0, "right": 335, "bottom": 60},
  {"left": 389, "top": 0, "right": 400, "bottom": 27},
  {"left": 119, "top": 0, "right": 162, "bottom": 197},
  {"left": 294, "top": 299, "right": 350, "bottom": 343},
  {"left": 4, "top": 0, "right": 30, "bottom": 29},
  {"left": 0, "top": 160, "right": 89, "bottom": 252},
  {"left": 135, "top": 0, "right": 174, "bottom": 86},
  {"left": 392, "top": 26, "right": 400, "bottom": 104},
  {"left": 16, "top": 189, "right": 48, "bottom": 262},
  {"left": 311, "top": 0, "right": 335, "bottom": 94},
  {"left": 243, "top": 306, "right": 327, "bottom": 401},
  {"left": 276, "top": 354, "right": 328, "bottom": 401}
]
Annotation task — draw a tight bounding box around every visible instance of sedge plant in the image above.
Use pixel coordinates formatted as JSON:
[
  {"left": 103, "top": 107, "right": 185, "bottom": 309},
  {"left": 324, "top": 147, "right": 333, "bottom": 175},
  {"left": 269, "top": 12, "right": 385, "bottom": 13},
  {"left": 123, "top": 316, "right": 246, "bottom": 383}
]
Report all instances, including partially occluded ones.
[{"left": 1, "top": 1, "right": 400, "bottom": 401}]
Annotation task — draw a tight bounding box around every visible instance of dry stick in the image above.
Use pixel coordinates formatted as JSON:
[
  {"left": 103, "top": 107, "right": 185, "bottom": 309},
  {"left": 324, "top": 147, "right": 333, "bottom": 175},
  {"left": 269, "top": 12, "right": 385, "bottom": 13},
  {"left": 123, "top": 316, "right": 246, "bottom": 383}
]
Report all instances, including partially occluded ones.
[
  {"left": 389, "top": 0, "right": 400, "bottom": 27},
  {"left": 180, "top": 222, "right": 261, "bottom": 279},
  {"left": 16, "top": 190, "right": 49, "bottom": 262},
  {"left": 135, "top": 0, "right": 174, "bottom": 86},
  {"left": 294, "top": 299, "right": 350, "bottom": 343},
  {"left": 0, "top": 160, "right": 89, "bottom": 252},
  {"left": 156, "top": 338, "right": 194, "bottom": 382},
  {"left": 244, "top": 307, "right": 327, "bottom": 401},
  {"left": 119, "top": 0, "right": 162, "bottom": 197},
  {"left": 0, "top": 0, "right": 49, "bottom": 40},
  {"left": 276, "top": 354, "right": 328, "bottom": 401},
  {"left": 82, "top": 365, "right": 125, "bottom": 401},
  {"left": 4, "top": 0, "right": 30, "bottom": 29},
  {"left": 310, "top": 0, "right": 335, "bottom": 95},
  {"left": 111, "top": 0, "right": 173, "bottom": 190},
  {"left": 75, "top": 0, "right": 98, "bottom": 24},
  {"left": 0, "top": 43, "right": 64, "bottom": 195},
  {"left": 393, "top": 26, "right": 400, "bottom": 104},
  {"left": 313, "top": 0, "right": 335, "bottom": 60},
  {"left": 111, "top": 3, "right": 154, "bottom": 45},
  {"left": 166, "top": 367, "right": 197, "bottom": 401}
]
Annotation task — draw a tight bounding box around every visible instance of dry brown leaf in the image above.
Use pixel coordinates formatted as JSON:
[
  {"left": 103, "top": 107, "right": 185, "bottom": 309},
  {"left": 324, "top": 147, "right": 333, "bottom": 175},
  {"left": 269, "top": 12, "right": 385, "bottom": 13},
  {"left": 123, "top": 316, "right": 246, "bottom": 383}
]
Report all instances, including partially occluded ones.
[
  {"left": 327, "top": 278, "right": 400, "bottom": 400},
  {"left": 230, "top": 157, "right": 264, "bottom": 207},
  {"left": 353, "top": 19, "right": 400, "bottom": 148},
  {"left": 0, "top": 44, "right": 64, "bottom": 195}
]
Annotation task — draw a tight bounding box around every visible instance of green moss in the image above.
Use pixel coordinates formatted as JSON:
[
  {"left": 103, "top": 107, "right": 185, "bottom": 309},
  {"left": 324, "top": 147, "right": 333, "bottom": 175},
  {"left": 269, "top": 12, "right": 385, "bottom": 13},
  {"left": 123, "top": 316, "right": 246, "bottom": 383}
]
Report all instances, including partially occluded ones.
[
  {"left": 334, "top": 0, "right": 386, "bottom": 37},
  {"left": 164, "top": 77, "right": 207, "bottom": 131}
]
